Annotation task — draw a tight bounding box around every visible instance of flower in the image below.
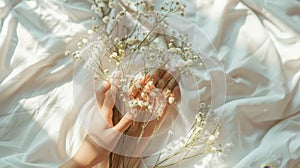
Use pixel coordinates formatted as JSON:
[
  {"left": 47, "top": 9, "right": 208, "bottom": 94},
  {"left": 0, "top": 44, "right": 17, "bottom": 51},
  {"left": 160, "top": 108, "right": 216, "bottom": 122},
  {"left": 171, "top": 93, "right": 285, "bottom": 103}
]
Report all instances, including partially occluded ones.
[
  {"left": 186, "top": 59, "right": 193, "bottom": 66},
  {"left": 108, "top": 2, "right": 115, "bottom": 8},
  {"left": 102, "top": 16, "right": 109, "bottom": 24},
  {"left": 208, "top": 135, "right": 216, "bottom": 141},
  {"left": 95, "top": 0, "right": 102, "bottom": 4},
  {"left": 168, "top": 96, "right": 175, "bottom": 104}
]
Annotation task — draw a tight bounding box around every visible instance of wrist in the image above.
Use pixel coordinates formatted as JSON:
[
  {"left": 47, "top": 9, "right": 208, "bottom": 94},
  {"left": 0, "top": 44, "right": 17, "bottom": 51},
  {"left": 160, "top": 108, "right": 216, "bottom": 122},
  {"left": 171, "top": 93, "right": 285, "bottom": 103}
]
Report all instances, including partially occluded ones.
[{"left": 65, "top": 136, "right": 110, "bottom": 168}]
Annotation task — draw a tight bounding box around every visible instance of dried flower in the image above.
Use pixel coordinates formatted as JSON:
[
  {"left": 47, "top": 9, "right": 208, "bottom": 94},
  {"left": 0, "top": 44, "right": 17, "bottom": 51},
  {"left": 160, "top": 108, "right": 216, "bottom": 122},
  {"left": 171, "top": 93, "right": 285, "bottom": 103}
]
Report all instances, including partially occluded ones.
[
  {"left": 102, "top": 16, "right": 109, "bottom": 24},
  {"left": 108, "top": 2, "right": 115, "bottom": 8}
]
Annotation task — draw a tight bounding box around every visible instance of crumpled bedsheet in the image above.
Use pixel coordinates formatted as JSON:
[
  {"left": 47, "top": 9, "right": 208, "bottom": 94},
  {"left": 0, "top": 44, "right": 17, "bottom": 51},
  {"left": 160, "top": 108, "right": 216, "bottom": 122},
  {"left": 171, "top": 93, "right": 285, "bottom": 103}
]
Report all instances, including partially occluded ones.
[{"left": 0, "top": 0, "right": 299, "bottom": 167}]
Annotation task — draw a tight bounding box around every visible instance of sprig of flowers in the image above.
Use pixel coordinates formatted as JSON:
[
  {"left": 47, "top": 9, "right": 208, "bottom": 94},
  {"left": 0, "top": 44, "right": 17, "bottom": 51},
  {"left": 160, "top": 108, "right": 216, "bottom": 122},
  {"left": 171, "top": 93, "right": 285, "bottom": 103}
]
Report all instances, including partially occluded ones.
[
  {"left": 67, "top": 0, "right": 225, "bottom": 167},
  {"left": 153, "top": 103, "right": 223, "bottom": 167}
]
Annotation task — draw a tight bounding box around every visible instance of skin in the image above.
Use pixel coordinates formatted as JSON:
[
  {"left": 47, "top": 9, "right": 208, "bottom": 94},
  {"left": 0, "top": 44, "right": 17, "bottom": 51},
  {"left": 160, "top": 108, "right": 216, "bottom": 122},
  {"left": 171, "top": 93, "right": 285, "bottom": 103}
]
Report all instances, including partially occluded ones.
[{"left": 61, "top": 69, "right": 180, "bottom": 168}]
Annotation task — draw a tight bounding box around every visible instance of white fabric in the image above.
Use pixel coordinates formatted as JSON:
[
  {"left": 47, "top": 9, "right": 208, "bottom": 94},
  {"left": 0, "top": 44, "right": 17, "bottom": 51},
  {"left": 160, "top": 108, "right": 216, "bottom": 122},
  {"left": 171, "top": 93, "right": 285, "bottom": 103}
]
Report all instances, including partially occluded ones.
[{"left": 0, "top": 0, "right": 299, "bottom": 167}]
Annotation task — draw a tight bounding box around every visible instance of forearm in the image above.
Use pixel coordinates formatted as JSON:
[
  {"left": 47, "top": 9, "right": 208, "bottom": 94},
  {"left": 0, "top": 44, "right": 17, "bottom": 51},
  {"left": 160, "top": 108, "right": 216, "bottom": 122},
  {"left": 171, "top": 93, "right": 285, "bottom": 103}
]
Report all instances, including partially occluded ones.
[{"left": 61, "top": 136, "right": 110, "bottom": 168}]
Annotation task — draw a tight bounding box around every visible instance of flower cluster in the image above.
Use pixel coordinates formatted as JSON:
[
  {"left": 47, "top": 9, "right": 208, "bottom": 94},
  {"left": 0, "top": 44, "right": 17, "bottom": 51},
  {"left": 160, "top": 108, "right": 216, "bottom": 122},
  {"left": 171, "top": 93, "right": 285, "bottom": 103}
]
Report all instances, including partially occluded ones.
[
  {"left": 91, "top": 0, "right": 115, "bottom": 23},
  {"left": 67, "top": 0, "right": 225, "bottom": 167},
  {"left": 128, "top": 75, "right": 155, "bottom": 111},
  {"left": 154, "top": 102, "right": 223, "bottom": 167}
]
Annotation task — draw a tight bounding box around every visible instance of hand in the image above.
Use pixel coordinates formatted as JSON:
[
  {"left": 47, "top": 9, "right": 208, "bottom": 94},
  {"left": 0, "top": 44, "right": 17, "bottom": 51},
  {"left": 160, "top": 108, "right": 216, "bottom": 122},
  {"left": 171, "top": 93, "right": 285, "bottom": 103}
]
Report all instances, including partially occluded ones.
[
  {"left": 110, "top": 69, "right": 181, "bottom": 167},
  {"left": 126, "top": 69, "right": 180, "bottom": 137},
  {"left": 61, "top": 82, "right": 133, "bottom": 168}
]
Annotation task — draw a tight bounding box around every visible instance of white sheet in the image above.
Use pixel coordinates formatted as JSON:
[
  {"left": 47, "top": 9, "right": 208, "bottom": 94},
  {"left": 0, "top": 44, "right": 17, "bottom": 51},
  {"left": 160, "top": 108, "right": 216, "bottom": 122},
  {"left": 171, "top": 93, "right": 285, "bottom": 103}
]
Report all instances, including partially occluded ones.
[{"left": 0, "top": 0, "right": 299, "bottom": 167}]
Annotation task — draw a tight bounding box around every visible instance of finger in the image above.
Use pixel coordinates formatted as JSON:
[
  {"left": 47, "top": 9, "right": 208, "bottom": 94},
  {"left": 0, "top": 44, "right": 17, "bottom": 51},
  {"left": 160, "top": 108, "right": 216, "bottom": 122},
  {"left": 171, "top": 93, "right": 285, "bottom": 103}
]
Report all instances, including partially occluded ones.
[
  {"left": 100, "top": 84, "right": 117, "bottom": 127},
  {"left": 164, "top": 77, "right": 178, "bottom": 92},
  {"left": 156, "top": 72, "right": 172, "bottom": 89},
  {"left": 150, "top": 69, "right": 164, "bottom": 85},
  {"left": 159, "top": 86, "right": 180, "bottom": 122},
  {"left": 114, "top": 113, "right": 133, "bottom": 133},
  {"left": 172, "top": 85, "right": 180, "bottom": 98},
  {"left": 103, "top": 84, "right": 118, "bottom": 112},
  {"left": 96, "top": 81, "right": 111, "bottom": 107}
]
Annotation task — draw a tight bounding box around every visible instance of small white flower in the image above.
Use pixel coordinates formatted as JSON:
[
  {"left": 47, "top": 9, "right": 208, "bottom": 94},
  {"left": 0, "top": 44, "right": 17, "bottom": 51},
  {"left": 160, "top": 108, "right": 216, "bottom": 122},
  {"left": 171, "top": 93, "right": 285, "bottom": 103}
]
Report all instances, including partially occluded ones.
[
  {"left": 186, "top": 59, "right": 193, "bottom": 66},
  {"left": 91, "top": 4, "right": 96, "bottom": 10},
  {"left": 211, "top": 147, "right": 217, "bottom": 151},
  {"left": 138, "top": 100, "right": 143, "bottom": 106},
  {"left": 82, "top": 38, "right": 88, "bottom": 44},
  {"left": 126, "top": 38, "right": 135, "bottom": 45},
  {"left": 200, "top": 102, "right": 206, "bottom": 108},
  {"left": 134, "top": 83, "right": 141, "bottom": 89},
  {"left": 141, "top": 92, "right": 146, "bottom": 98},
  {"left": 102, "top": 16, "right": 110, "bottom": 24},
  {"left": 110, "top": 52, "right": 118, "bottom": 59},
  {"left": 95, "top": 0, "right": 102, "bottom": 4},
  {"left": 88, "top": 29, "right": 94, "bottom": 34},
  {"left": 94, "top": 7, "right": 102, "bottom": 14},
  {"left": 104, "top": 69, "right": 109, "bottom": 74},
  {"left": 143, "top": 101, "right": 149, "bottom": 107},
  {"left": 128, "top": 101, "right": 134, "bottom": 107},
  {"left": 168, "top": 96, "right": 175, "bottom": 104},
  {"left": 118, "top": 11, "right": 126, "bottom": 17},
  {"left": 98, "top": 2, "right": 106, "bottom": 7},
  {"left": 168, "top": 130, "right": 174, "bottom": 135},
  {"left": 77, "top": 42, "right": 83, "bottom": 49},
  {"left": 108, "top": 2, "right": 115, "bottom": 8},
  {"left": 196, "top": 127, "right": 203, "bottom": 132},
  {"left": 168, "top": 43, "right": 174, "bottom": 48},
  {"left": 168, "top": 47, "right": 181, "bottom": 53},
  {"left": 208, "top": 135, "right": 216, "bottom": 141},
  {"left": 165, "top": 64, "right": 169, "bottom": 69},
  {"left": 64, "top": 50, "right": 71, "bottom": 56},
  {"left": 114, "top": 37, "right": 120, "bottom": 43}
]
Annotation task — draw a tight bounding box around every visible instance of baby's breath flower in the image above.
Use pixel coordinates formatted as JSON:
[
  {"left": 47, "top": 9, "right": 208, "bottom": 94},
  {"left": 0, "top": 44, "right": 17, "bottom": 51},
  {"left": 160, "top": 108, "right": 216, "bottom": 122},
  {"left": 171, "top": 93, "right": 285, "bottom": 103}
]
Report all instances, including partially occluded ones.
[
  {"left": 168, "top": 96, "right": 175, "bottom": 104},
  {"left": 82, "top": 38, "right": 88, "bottom": 44},
  {"left": 168, "top": 47, "right": 181, "bottom": 53},
  {"left": 200, "top": 102, "right": 206, "bottom": 108},
  {"left": 98, "top": 2, "right": 106, "bottom": 7},
  {"left": 102, "top": 16, "right": 110, "bottom": 24},
  {"left": 71, "top": 2, "right": 223, "bottom": 167},
  {"left": 77, "top": 42, "right": 83, "bottom": 49},
  {"left": 108, "top": 1, "right": 115, "bottom": 8},
  {"left": 126, "top": 38, "right": 136, "bottom": 45},
  {"left": 110, "top": 52, "right": 118, "bottom": 59},
  {"left": 186, "top": 59, "right": 193, "bottom": 66},
  {"left": 91, "top": 4, "right": 96, "bottom": 10},
  {"left": 88, "top": 30, "right": 95, "bottom": 35},
  {"left": 104, "top": 69, "right": 109, "bottom": 74},
  {"left": 95, "top": 0, "right": 102, "bottom": 4},
  {"left": 65, "top": 50, "right": 71, "bottom": 56},
  {"left": 94, "top": 7, "right": 101, "bottom": 14},
  {"left": 209, "top": 135, "right": 216, "bottom": 141}
]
